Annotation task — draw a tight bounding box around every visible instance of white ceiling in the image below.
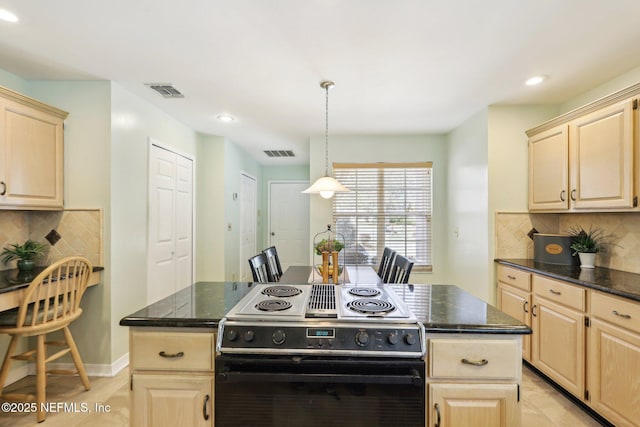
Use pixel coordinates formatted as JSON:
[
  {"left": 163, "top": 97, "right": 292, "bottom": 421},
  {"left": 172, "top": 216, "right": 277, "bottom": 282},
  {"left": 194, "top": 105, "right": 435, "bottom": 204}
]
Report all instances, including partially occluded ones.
[{"left": 1, "top": 0, "right": 640, "bottom": 165}]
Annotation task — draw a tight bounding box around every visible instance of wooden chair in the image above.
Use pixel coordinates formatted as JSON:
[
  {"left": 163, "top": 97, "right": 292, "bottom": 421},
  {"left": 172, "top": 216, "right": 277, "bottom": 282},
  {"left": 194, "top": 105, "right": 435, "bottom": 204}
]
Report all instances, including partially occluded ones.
[
  {"left": 377, "top": 247, "right": 396, "bottom": 283},
  {"left": 248, "top": 253, "right": 274, "bottom": 283},
  {"left": 387, "top": 254, "right": 414, "bottom": 284},
  {"left": 262, "top": 246, "right": 283, "bottom": 281},
  {"left": 0, "top": 256, "right": 93, "bottom": 423}
]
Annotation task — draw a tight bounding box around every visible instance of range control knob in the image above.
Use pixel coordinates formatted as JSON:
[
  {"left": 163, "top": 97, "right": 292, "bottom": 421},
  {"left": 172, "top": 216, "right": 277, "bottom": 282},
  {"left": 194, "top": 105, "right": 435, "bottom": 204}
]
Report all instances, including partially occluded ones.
[
  {"left": 355, "top": 331, "right": 370, "bottom": 347},
  {"left": 404, "top": 333, "right": 416, "bottom": 346},
  {"left": 272, "top": 329, "right": 286, "bottom": 345},
  {"left": 243, "top": 330, "right": 255, "bottom": 342},
  {"left": 226, "top": 329, "right": 238, "bottom": 342},
  {"left": 387, "top": 332, "right": 399, "bottom": 345}
]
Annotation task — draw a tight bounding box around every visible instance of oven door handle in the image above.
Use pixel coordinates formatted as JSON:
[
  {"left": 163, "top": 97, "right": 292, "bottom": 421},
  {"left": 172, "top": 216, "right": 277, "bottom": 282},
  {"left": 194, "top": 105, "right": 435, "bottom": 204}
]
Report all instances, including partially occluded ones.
[{"left": 218, "top": 370, "right": 423, "bottom": 387}]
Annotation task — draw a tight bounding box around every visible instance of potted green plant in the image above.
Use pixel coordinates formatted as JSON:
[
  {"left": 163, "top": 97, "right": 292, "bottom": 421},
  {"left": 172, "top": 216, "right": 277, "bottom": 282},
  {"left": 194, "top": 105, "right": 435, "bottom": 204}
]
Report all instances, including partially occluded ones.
[
  {"left": 1, "top": 239, "right": 47, "bottom": 271},
  {"left": 314, "top": 238, "right": 344, "bottom": 255},
  {"left": 567, "top": 226, "right": 605, "bottom": 269}
]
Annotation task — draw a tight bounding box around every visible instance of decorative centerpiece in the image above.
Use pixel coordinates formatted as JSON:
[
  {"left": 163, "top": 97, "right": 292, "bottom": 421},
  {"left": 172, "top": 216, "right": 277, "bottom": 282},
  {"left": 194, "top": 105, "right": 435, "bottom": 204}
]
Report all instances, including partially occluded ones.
[
  {"left": 567, "top": 226, "right": 605, "bottom": 269},
  {"left": 312, "top": 225, "right": 345, "bottom": 283},
  {"left": 1, "top": 239, "right": 47, "bottom": 271}
]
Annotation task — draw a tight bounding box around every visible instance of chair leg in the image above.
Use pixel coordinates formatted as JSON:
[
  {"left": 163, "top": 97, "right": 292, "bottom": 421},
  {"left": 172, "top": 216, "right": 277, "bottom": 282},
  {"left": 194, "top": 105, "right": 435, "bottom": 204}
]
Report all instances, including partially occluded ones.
[
  {"left": 63, "top": 326, "right": 90, "bottom": 390},
  {"left": 0, "top": 335, "right": 19, "bottom": 395},
  {"left": 36, "top": 334, "right": 46, "bottom": 423}
]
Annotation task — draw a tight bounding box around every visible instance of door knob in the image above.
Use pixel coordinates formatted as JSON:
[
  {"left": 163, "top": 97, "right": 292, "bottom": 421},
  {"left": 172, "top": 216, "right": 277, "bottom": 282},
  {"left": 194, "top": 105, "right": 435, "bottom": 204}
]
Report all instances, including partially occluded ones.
[{"left": 271, "top": 232, "right": 275, "bottom": 236}]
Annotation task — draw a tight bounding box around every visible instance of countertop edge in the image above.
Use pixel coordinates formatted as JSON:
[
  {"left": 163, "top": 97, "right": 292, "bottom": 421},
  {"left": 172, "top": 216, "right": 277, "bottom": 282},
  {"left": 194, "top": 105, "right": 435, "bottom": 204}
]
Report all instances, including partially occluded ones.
[
  {"left": 495, "top": 258, "right": 640, "bottom": 302},
  {"left": 424, "top": 324, "right": 532, "bottom": 334}
]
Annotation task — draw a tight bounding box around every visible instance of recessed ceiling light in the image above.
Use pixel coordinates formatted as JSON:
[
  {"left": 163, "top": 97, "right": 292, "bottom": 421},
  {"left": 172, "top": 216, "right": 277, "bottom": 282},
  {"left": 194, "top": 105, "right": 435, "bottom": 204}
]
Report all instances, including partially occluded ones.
[
  {"left": 217, "top": 114, "right": 235, "bottom": 122},
  {"left": 525, "top": 75, "right": 547, "bottom": 86},
  {"left": 0, "top": 9, "right": 18, "bottom": 22}
]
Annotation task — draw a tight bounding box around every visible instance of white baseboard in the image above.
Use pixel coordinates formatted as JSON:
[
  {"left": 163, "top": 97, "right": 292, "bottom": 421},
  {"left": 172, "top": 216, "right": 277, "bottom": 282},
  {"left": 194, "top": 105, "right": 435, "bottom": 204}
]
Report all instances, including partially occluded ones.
[{"left": 23, "top": 352, "right": 130, "bottom": 378}]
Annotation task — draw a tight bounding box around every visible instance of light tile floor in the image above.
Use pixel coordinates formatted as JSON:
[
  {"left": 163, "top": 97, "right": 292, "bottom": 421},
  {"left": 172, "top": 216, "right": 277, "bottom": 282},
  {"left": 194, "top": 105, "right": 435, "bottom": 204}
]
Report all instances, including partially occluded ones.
[{"left": 0, "top": 365, "right": 606, "bottom": 426}]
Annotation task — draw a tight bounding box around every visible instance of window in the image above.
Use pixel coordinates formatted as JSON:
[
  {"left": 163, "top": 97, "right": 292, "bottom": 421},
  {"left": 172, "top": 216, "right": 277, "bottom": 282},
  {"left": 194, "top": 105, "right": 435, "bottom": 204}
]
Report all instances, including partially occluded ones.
[{"left": 332, "top": 162, "right": 432, "bottom": 271}]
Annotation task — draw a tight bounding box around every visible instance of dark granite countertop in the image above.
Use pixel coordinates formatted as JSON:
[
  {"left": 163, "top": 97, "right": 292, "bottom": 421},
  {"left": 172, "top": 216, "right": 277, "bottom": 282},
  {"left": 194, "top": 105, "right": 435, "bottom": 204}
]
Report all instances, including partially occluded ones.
[
  {"left": 120, "top": 281, "right": 531, "bottom": 335},
  {"left": 495, "top": 258, "right": 640, "bottom": 302},
  {"left": 0, "top": 265, "right": 105, "bottom": 294}
]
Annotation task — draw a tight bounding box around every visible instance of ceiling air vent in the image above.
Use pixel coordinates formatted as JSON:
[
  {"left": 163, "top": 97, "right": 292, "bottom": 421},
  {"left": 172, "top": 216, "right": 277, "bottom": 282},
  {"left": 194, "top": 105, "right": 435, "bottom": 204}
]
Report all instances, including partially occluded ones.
[
  {"left": 145, "top": 83, "right": 184, "bottom": 98},
  {"left": 264, "top": 150, "right": 295, "bottom": 158}
]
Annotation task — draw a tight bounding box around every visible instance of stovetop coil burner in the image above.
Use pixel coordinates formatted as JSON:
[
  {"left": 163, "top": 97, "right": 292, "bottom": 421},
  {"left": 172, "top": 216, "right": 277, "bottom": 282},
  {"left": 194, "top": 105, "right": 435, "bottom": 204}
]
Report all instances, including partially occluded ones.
[
  {"left": 346, "top": 298, "right": 396, "bottom": 315},
  {"left": 348, "top": 287, "right": 381, "bottom": 297},
  {"left": 261, "top": 285, "right": 302, "bottom": 298},
  {"left": 255, "top": 299, "right": 293, "bottom": 312}
]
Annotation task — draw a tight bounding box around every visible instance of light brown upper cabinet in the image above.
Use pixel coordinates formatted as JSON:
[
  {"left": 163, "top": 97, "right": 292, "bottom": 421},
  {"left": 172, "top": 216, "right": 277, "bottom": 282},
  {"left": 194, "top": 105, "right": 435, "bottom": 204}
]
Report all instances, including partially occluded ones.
[
  {"left": 527, "top": 83, "right": 640, "bottom": 212},
  {"left": 528, "top": 124, "right": 569, "bottom": 210},
  {"left": 0, "top": 86, "right": 68, "bottom": 210},
  {"left": 569, "top": 99, "right": 634, "bottom": 209}
]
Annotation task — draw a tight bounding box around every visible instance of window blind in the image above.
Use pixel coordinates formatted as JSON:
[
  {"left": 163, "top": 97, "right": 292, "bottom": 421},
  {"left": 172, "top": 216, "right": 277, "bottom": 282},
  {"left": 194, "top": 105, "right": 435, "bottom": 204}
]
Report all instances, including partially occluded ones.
[{"left": 332, "top": 162, "right": 432, "bottom": 270}]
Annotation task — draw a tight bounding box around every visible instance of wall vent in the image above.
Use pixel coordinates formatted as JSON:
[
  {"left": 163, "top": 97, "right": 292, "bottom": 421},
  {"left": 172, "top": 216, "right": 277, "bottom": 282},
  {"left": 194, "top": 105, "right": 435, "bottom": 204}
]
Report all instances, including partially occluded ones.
[
  {"left": 264, "top": 150, "right": 295, "bottom": 158},
  {"left": 145, "top": 83, "right": 184, "bottom": 98}
]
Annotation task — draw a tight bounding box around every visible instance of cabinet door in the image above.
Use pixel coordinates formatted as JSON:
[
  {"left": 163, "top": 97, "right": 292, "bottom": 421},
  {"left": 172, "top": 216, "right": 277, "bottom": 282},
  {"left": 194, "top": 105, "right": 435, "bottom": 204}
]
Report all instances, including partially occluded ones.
[
  {"left": 531, "top": 296, "right": 585, "bottom": 398},
  {"left": 132, "top": 374, "right": 213, "bottom": 427},
  {"left": 0, "top": 99, "right": 64, "bottom": 208},
  {"left": 588, "top": 318, "right": 640, "bottom": 427},
  {"left": 497, "top": 283, "right": 531, "bottom": 361},
  {"left": 428, "top": 383, "right": 519, "bottom": 427},
  {"left": 569, "top": 99, "right": 634, "bottom": 209},
  {"left": 528, "top": 125, "right": 569, "bottom": 211}
]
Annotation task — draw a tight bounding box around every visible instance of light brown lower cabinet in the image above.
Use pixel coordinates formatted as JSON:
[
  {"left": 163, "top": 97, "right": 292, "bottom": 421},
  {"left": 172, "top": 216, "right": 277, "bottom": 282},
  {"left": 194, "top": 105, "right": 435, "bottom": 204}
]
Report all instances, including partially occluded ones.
[
  {"left": 531, "top": 294, "right": 585, "bottom": 399},
  {"left": 588, "top": 292, "right": 640, "bottom": 427},
  {"left": 129, "top": 328, "right": 216, "bottom": 427},
  {"left": 496, "top": 263, "right": 640, "bottom": 427},
  {"left": 497, "top": 283, "right": 531, "bottom": 360},
  {"left": 426, "top": 335, "right": 522, "bottom": 427},
  {"left": 429, "top": 383, "right": 519, "bottom": 427},
  {"left": 132, "top": 374, "right": 213, "bottom": 427}
]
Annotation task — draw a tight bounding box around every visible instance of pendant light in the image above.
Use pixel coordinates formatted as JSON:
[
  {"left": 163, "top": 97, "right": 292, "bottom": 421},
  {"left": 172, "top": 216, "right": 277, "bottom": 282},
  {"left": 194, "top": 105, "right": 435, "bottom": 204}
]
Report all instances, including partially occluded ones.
[{"left": 302, "top": 80, "right": 351, "bottom": 199}]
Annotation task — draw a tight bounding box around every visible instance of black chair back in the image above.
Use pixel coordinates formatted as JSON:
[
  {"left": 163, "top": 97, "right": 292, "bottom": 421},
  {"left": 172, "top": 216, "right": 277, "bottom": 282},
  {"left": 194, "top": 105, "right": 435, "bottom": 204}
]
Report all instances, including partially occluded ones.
[
  {"left": 262, "top": 246, "right": 283, "bottom": 281},
  {"left": 248, "top": 253, "right": 274, "bottom": 283},
  {"left": 387, "top": 254, "right": 414, "bottom": 284},
  {"left": 377, "top": 247, "right": 396, "bottom": 282}
]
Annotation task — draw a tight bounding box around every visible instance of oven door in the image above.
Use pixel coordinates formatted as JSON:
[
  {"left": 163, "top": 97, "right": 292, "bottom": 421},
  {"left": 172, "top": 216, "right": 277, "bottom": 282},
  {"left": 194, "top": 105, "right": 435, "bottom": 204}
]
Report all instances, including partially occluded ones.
[{"left": 215, "top": 355, "right": 425, "bottom": 427}]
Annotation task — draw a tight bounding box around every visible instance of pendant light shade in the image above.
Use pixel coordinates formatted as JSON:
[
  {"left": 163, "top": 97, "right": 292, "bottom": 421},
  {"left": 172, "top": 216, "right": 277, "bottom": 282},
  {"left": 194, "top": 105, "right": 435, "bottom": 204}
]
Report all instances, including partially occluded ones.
[{"left": 302, "top": 80, "right": 351, "bottom": 199}]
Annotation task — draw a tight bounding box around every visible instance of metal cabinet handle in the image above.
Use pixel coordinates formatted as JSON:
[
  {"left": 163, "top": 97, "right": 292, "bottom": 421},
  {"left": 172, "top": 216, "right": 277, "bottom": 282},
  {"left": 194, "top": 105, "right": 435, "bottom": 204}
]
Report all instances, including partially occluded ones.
[
  {"left": 612, "top": 310, "right": 631, "bottom": 319},
  {"left": 0, "top": 181, "right": 5, "bottom": 196},
  {"left": 461, "top": 358, "right": 488, "bottom": 366},
  {"left": 549, "top": 289, "right": 561, "bottom": 295},
  {"left": 570, "top": 189, "right": 577, "bottom": 201},
  {"left": 507, "top": 275, "right": 516, "bottom": 280},
  {"left": 434, "top": 402, "right": 441, "bottom": 427},
  {"left": 523, "top": 301, "right": 529, "bottom": 313},
  {"left": 203, "top": 394, "right": 210, "bottom": 420},
  {"left": 532, "top": 304, "right": 537, "bottom": 317},
  {"left": 158, "top": 351, "right": 185, "bottom": 358},
  {"left": 560, "top": 190, "right": 566, "bottom": 201}
]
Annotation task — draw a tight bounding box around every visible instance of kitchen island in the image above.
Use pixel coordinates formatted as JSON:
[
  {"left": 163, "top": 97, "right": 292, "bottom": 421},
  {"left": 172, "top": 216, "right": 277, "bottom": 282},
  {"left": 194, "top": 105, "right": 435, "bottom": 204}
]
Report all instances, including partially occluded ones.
[{"left": 120, "top": 280, "right": 530, "bottom": 427}]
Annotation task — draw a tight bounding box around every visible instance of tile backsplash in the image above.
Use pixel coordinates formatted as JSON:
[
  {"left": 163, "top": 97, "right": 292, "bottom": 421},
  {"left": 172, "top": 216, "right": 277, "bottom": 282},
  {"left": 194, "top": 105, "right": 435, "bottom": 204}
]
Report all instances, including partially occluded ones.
[
  {"left": 496, "top": 211, "right": 640, "bottom": 274},
  {"left": 0, "top": 209, "right": 102, "bottom": 271}
]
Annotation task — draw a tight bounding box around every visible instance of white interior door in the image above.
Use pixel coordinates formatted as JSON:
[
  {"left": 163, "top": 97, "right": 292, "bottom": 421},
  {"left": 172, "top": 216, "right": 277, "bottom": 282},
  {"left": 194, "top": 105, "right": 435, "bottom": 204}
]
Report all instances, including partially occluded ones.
[
  {"left": 269, "top": 181, "right": 310, "bottom": 271},
  {"left": 240, "top": 172, "right": 257, "bottom": 282},
  {"left": 147, "top": 143, "right": 193, "bottom": 304}
]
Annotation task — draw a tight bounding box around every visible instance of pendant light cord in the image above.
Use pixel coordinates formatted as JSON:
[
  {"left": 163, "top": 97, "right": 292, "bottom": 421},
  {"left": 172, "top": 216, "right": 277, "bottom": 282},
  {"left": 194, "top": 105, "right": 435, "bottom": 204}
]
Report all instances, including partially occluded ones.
[{"left": 324, "top": 82, "right": 330, "bottom": 177}]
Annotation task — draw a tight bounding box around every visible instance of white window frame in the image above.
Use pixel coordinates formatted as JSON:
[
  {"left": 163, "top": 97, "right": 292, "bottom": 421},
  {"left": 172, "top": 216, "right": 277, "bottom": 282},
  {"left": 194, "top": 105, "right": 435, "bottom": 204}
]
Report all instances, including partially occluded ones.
[{"left": 332, "top": 162, "right": 433, "bottom": 272}]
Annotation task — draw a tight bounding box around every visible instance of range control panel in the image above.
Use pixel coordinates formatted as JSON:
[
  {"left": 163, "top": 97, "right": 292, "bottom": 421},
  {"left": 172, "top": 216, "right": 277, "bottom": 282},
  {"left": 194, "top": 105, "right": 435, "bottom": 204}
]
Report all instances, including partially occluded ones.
[{"left": 218, "top": 320, "right": 424, "bottom": 357}]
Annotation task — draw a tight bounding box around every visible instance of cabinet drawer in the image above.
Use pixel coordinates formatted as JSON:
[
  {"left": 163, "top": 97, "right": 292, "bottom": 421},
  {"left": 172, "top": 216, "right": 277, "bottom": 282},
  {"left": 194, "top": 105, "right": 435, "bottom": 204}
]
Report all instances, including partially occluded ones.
[
  {"left": 533, "top": 275, "right": 585, "bottom": 311},
  {"left": 131, "top": 330, "right": 214, "bottom": 371},
  {"left": 591, "top": 292, "right": 640, "bottom": 332},
  {"left": 497, "top": 265, "right": 531, "bottom": 292},
  {"left": 429, "top": 338, "right": 520, "bottom": 380}
]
